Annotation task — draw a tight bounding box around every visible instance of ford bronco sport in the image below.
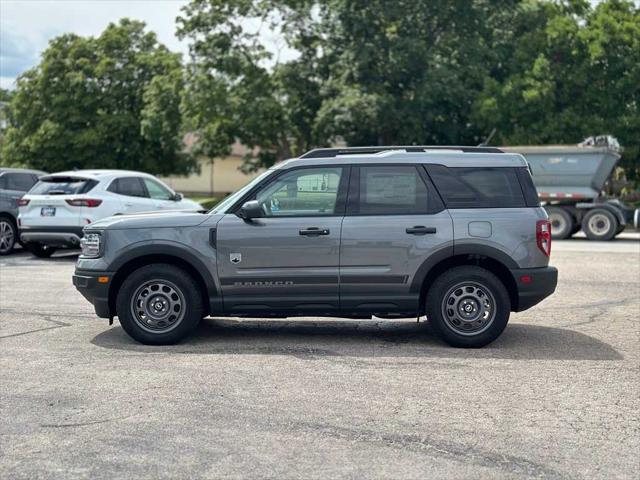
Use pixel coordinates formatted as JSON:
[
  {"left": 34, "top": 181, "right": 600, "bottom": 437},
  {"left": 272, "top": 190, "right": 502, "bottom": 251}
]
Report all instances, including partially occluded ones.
[{"left": 73, "top": 146, "right": 558, "bottom": 348}]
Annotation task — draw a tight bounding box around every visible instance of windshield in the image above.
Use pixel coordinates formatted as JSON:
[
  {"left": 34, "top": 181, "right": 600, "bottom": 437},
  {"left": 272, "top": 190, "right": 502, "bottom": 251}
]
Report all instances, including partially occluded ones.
[
  {"left": 209, "top": 169, "right": 275, "bottom": 213},
  {"left": 29, "top": 177, "right": 98, "bottom": 195}
]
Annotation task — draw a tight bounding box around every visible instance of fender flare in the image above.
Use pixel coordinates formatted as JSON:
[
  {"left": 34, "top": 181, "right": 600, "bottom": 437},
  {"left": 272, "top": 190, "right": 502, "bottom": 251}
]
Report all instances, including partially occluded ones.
[
  {"left": 410, "top": 243, "right": 518, "bottom": 293},
  {"left": 107, "top": 241, "right": 218, "bottom": 298}
]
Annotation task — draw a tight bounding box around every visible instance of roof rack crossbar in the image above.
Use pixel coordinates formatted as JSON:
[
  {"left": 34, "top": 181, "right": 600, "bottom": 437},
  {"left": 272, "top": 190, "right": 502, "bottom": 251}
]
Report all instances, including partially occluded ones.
[{"left": 300, "top": 146, "right": 504, "bottom": 158}]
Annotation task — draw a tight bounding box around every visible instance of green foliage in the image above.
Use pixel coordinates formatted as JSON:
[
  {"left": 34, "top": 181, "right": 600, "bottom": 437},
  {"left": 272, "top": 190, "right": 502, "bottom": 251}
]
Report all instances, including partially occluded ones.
[
  {"left": 473, "top": 0, "right": 640, "bottom": 179},
  {"left": 1, "top": 19, "right": 196, "bottom": 175},
  {"left": 178, "top": 0, "right": 639, "bottom": 180}
]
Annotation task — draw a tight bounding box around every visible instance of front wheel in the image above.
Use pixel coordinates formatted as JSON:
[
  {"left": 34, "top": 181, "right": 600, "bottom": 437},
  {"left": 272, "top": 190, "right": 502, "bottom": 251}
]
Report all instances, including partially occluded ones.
[
  {"left": 116, "top": 264, "right": 203, "bottom": 345},
  {"left": 425, "top": 266, "right": 510, "bottom": 348},
  {"left": 25, "top": 243, "right": 57, "bottom": 258}
]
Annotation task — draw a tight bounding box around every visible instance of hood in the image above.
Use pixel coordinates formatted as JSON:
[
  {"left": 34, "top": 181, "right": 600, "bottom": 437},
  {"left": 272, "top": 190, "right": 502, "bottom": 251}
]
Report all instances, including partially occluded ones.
[{"left": 88, "top": 210, "right": 211, "bottom": 230}]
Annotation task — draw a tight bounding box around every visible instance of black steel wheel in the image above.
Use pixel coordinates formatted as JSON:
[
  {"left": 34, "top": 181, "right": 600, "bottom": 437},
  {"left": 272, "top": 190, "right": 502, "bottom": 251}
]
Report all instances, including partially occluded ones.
[
  {"left": 426, "top": 266, "right": 510, "bottom": 348},
  {"left": 116, "top": 264, "right": 203, "bottom": 345}
]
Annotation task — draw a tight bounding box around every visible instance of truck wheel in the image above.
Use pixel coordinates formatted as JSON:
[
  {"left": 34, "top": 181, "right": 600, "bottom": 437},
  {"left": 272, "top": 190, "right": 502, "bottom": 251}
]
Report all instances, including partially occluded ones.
[
  {"left": 0, "top": 216, "right": 17, "bottom": 255},
  {"left": 116, "top": 264, "right": 203, "bottom": 345},
  {"left": 425, "top": 266, "right": 510, "bottom": 348},
  {"left": 25, "top": 243, "right": 57, "bottom": 258},
  {"left": 545, "top": 206, "right": 575, "bottom": 240},
  {"left": 581, "top": 209, "right": 618, "bottom": 241}
]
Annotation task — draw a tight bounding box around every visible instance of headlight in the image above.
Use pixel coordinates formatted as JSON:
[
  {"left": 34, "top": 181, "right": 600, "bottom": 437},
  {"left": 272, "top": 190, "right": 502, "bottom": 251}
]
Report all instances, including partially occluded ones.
[{"left": 80, "top": 232, "right": 102, "bottom": 258}]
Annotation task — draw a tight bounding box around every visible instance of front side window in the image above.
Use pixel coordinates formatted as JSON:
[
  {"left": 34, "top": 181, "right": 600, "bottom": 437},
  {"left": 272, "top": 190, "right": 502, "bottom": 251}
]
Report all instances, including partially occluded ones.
[
  {"left": 352, "top": 166, "right": 431, "bottom": 215},
  {"left": 143, "top": 178, "right": 174, "bottom": 200},
  {"left": 108, "top": 177, "right": 147, "bottom": 198},
  {"left": 255, "top": 167, "right": 344, "bottom": 217}
]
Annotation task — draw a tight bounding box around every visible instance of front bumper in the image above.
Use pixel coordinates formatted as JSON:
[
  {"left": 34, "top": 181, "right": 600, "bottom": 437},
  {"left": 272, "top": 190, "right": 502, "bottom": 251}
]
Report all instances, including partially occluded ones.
[
  {"left": 20, "top": 226, "right": 84, "bottom": 247},
  {"left": 510, "top": 266, "right": 558, "bottom": 312},
  {"left": 73, "top": 269, "right": 114, "bottom": 318}
]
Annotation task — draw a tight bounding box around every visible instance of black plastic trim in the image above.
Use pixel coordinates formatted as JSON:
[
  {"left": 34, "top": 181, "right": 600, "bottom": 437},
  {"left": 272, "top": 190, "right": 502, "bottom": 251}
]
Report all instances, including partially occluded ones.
[
  {"left": 510, "top": 266, "right": 558, "bottom": 311},
  {"left": 301, "top": 146, "right": 504, "bottom": 158}
]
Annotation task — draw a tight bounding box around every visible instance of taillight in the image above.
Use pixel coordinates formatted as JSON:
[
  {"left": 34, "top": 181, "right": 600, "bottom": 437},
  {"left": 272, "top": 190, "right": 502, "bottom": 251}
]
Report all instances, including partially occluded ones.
[
  {"left": 536, "top": 220, "right": 552, "bottom": 257},
  {"left": 65, "top": 198, "right": 103, "bottom": 208},
  {"left": 17, "top": 199, "right": 30, "bottom": 206}
]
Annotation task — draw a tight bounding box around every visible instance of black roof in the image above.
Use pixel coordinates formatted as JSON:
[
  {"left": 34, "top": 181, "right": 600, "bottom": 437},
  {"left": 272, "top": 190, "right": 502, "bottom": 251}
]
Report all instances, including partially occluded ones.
[{"left": 300, "top": 146, "right": 504, "bottom": 159}]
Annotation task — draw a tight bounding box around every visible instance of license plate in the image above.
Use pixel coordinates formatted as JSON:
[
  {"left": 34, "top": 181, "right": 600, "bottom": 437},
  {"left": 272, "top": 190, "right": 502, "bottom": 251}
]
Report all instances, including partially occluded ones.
[{"left": 41, "top": 207, "right": 56, "bottom": 217}]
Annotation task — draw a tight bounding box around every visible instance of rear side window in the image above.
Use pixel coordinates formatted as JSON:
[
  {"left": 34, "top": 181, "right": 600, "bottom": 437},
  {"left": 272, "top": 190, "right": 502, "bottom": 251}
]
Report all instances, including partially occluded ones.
[
  {"left": 0, "top": 173, "right": 38, "bottom": 192},
  {"left": 348, "top": 166, "right": 435, "bottom": 215},
  {"left": 515, "top": 167, "right": 540, "bottom": 207},
  {"left": 30, "top": 177, "right": 98, "bottom": 195},
  {"left": 108, "top": 177, "right": 147, "bottom": 198},
  {"left": 426, "top": 165, "right": 526, "bottom": 208}
]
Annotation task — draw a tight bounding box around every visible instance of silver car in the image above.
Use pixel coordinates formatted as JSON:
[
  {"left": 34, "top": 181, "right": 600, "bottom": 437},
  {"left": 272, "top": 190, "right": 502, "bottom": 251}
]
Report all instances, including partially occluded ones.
[
  {"left": 73, "top": 146, "right": 558, "bottom": 348},
  {"left": 0, "top": 168, "right": 46, "bottom": 254}
]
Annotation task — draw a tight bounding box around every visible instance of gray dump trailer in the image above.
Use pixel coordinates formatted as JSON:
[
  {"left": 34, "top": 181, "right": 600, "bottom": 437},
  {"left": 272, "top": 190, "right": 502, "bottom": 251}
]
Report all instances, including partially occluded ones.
[{"left": 503, "top": 142, "right": 639, "bottom": 240}]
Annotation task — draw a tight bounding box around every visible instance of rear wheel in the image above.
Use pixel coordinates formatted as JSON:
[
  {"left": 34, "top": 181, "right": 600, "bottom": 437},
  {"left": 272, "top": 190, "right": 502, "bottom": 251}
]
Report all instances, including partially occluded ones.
[
  {"left": 546, "top": 206, "right": 575, "bottom": 240},
  {"left": 116, "top": 264, "right": 203, "bottom": 345},
  {"left": 426, "top": 266, "right": 510, "bottom": 348},
  {"left": 0, "top": 216, "right": 17, "bottom": 255},
  {"left": 25, "top": 242, "right": 57, "bottom": 258},
  {"left": 582, "top": 209, "right": 618, "bottom": 241}
]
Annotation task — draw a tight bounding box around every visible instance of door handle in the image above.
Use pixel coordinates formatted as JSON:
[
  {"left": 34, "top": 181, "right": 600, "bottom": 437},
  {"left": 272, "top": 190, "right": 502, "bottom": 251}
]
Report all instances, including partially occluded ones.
[
  {"left": 406, "top": 226, "right": 436, "bottom": 235},
  {"left": 299, "top": 227, "right": 330, "bottom": 236}
]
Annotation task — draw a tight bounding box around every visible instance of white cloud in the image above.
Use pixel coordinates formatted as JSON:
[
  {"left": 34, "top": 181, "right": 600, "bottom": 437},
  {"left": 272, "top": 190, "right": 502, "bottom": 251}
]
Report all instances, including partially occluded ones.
[{"left": 0, "top": 0, "right": 190, "bottom": 89}]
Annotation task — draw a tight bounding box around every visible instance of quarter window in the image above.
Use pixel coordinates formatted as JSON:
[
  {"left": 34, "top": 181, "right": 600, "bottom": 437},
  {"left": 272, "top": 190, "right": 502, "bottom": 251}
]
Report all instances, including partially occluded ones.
[
  {"left": 426, "top": 165, "right": 526, "bottom": 208},
  {"left": 255, "top": 167, "right": 344, "bottom": 216},
  {"left": 352, "top": 166, "right": 431, "bottom": 215}
]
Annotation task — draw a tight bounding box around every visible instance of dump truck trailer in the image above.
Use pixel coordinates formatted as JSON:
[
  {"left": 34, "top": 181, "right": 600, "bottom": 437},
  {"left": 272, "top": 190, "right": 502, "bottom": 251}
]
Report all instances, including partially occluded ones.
[{"left": 503, "top": 141, "right": 639, "bottom": 240}]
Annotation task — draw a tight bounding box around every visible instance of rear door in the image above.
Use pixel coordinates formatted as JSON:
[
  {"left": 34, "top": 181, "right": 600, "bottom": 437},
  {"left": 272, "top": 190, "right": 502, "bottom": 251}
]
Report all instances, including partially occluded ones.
[
  {"left": 107, "top": 177, "right": 155, "bottom": 213},
  {"left": 216, "top": 165, "right": 348, "bottom": 313},
  {"left": 339, "top": 165, "right": 454, "bottom": 313}
]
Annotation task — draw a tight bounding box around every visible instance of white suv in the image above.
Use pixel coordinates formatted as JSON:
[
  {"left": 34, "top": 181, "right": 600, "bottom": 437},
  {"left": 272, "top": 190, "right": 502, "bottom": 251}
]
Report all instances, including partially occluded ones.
[{"left": 18, "top": 170, "right": 202, "bottom": 257}]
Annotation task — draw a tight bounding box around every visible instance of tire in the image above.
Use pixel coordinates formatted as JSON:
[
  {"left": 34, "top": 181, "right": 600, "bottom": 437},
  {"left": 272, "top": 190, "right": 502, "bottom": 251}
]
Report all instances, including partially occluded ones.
[
  {"left": 425, "top": 266, "right": 510, "bottom": 348},
  {"left": 25, "top": 243, "right": 57, "bottom": 258},
  {"left": 116, "top": 264, "right": 203, "bottom": 345},
  {"left": 581, "top": 209, "right": 618, "bottom": 241},
  {"left": 545, "top": 206, "right": 574, "bottom": 240},
  {"left": 0, "top": 215, "right": 17, "bottom": 255}
]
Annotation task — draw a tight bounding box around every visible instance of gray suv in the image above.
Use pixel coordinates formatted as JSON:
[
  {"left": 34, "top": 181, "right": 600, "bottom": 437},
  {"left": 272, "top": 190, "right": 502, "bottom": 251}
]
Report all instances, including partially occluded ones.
[
  {"left": 73, "top": 147, "right": 558, "bottom": 348},
  {"left": 0, "top": 168, "right": 46, "bottom": 254}
]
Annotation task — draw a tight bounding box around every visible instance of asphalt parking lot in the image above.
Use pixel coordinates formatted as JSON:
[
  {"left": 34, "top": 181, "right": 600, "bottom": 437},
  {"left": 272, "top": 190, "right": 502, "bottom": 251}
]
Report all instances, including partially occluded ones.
[{"left": 1, "top": 234, "right": 639, "bottom": 479}]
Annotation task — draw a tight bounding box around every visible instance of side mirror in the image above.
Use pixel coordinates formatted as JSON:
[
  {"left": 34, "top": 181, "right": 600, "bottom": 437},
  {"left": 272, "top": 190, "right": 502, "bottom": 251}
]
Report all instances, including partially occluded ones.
[
  {"left": 237, "top": 200, "right": 263, "bottom": 220},
  {"left": 173, "top": 192, "right": 183, "bottom": 201}
]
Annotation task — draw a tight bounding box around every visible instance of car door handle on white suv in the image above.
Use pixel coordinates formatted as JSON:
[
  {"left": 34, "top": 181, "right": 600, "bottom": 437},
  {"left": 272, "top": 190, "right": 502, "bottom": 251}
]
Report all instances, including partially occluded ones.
[
  {"left": 406, "top": 226, "right": 437, "bottom": 235},
  {"left": 299, "top": 227, "right": 330, "bottom": 236}
]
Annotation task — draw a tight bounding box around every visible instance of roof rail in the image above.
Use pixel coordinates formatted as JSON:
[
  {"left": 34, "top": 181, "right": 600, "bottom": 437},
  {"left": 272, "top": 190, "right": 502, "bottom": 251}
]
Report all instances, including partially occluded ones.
[{"left": 300, "top": 145, "right": 504, "bottom": 158}]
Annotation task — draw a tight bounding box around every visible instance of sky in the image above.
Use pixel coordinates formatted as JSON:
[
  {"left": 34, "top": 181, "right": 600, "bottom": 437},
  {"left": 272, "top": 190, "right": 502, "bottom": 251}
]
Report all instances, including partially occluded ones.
[{"left": 0, "top": 0, "right": 191, "bottom": 89}]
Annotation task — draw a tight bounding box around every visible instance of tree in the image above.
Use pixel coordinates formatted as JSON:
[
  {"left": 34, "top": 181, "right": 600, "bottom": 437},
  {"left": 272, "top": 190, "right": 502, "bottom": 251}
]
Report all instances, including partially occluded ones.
[
  {"left": 177, "top": 0, "right": 518, "bottom": 170},
  {"left": 473, "top": 0, "right": 640, "bottom": 179},
  {"left": 1, "top": 19, "right": 195, "bottom": 175}
]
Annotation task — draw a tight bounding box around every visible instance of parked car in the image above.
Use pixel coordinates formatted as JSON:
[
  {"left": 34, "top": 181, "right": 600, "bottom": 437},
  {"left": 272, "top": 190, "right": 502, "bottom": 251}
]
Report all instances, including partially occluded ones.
[
  {"left": 73, "top": 146, "right": 557, "bottom": 348},
  {"left": 0, "top": 167, "right": 46, "bottom": 255},
  {"left": 19, "top": 170, "right": 202, "bottom": 257}
]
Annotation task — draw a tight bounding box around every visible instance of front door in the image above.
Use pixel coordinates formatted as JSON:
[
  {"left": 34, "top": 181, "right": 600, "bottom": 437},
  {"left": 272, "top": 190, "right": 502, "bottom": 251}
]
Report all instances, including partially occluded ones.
[
  {"left": 216, "top": 166, "right": 348, "bottom": 314},
  {"left": 340, "top": 165, "right": 454, "bottom": 313}
]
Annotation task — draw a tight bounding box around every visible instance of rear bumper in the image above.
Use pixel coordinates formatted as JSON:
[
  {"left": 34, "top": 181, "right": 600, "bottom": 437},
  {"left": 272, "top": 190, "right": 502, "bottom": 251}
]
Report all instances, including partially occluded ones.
[
  {"left": 510, "top": 266, "right": 558, "bottom": 312},
  {"left": 20, "top": 226, "right": 84, "bottom": 247},
  {"left": 73, "top": 269, "right": 114, "bottom": 318}
]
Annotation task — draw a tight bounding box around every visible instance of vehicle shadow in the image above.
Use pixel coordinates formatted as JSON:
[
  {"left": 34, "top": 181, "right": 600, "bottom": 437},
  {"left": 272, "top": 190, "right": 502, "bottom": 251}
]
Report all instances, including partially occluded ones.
[{"left": 91, "top": 318, "right": 622, "bottom": 361}]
